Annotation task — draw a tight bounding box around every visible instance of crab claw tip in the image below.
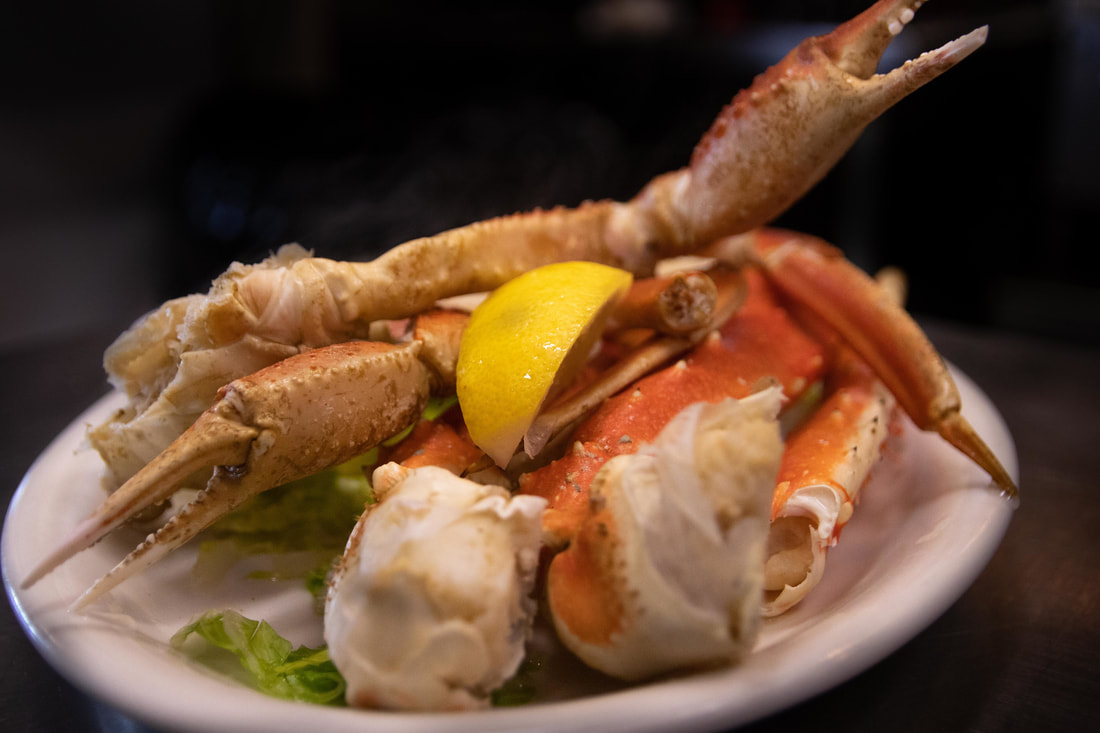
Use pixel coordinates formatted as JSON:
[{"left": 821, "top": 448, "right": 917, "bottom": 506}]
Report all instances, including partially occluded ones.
[
  {"left": 939, "top": 25, "right": 989, "bottom": 64},
  {"left": 21, "top": 412, "right": 256, "bottom": 592},
  {"left": 20, "top": 516, "right": 104, "bottom": 589},
  {"left": 824, "top": 0, "right": 987, "bottom": 81},
  {"left": 849, "top": 23, "right": 988, "bottom": 117}
]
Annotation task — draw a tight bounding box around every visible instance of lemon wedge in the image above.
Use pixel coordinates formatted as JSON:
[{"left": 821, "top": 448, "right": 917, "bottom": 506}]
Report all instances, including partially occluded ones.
[{"left": 457, "top": 261, "right": 633, "bottom": 467}]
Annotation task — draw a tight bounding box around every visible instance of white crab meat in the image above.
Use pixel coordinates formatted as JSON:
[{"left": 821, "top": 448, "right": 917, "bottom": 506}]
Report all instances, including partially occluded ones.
[
  {"left": 548, "top": 387, "right": 784, "bottom": 680},
  {"left": 323, "top": 465, "right": 546, "bottom": 711}
]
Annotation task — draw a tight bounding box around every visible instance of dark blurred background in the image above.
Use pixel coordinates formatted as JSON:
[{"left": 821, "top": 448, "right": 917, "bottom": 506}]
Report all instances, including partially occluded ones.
[
  {"left": 1, "top": 0, "right": 1096, "bottom": 351},
  {"left": 2, "top": 4, "right": 1098, "bottom": 730}
]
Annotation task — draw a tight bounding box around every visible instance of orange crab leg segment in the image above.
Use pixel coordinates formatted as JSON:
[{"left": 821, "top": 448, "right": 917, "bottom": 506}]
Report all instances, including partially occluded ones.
[
  {"left": 745, "top": 229, "right": 1018, "bottom": 498},
  {"left": 383, "top": 418, "right": 483, "bottom": 475},
  {"left": 606, "top": 270, "right": 718, "bottom": 335},
  {"left": 520, "top": 269, "right": 827, "bottom": 547},
  {"left": 772, "top": 352, "right": 890, "bottom": 521},
  {"left": 763, "top": 346, "right": 896, "bottom": 616},
  {"left": 545, "top": 500, "right": 626, "bottom": 647}
]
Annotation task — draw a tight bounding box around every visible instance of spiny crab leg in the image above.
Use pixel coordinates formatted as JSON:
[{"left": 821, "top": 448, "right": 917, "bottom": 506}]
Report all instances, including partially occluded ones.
[{"left": 23, "top": 340, "right": 436, "bottom": 601}]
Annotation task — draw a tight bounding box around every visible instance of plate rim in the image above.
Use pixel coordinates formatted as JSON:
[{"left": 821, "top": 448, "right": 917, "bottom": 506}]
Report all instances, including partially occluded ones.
[{"left": 3, "top": 365, "right": 1017, "bottom": 733}]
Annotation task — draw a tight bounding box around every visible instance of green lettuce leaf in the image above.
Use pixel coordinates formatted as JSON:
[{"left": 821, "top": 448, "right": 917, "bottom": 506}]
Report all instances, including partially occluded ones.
[
  {"left": 193, "top": 450, "right": 378, "bottom": 600},
  {"left": 204, "top": 449, "right": 378, "bottom": 550},
  {"left": 779, "top": 378, "right": 824, "bottom": 437},
  {"left": 171, "top": 610, "right": 346, "bottom": 705},
  {"left": 491, "top": 654, "right": 542, "bottom": 706}
]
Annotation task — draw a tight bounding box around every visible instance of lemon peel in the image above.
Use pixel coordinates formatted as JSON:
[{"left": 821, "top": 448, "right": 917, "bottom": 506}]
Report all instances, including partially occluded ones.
[{"left": 457, "top": 262, "right": 633, "bottom": 467}]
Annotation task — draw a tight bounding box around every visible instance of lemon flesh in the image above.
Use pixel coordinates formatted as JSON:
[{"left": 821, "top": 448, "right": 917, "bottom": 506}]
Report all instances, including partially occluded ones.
[{"left": 457, "top": 262, "right": 633, "bottom": 467}]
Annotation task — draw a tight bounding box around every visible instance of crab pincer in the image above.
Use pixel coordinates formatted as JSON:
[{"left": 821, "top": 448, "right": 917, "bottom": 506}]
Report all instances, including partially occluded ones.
[
  {"left": 627, "top": 0, "right": 990, "bottom": 252},
  {"left": 23, "top": 341, "right": 435, "bottom": 605}
]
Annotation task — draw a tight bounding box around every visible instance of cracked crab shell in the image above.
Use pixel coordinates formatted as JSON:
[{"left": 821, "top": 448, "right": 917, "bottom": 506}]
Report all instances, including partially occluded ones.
[
  {"left": 548, "top": 387, "right": 784, "bottom": 680},
  {"left": 323, "top": 466, "right": 546, "bottom": 711}
]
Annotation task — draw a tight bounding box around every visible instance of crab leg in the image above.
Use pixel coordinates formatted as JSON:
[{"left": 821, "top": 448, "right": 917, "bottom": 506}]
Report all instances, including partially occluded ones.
[
  {"left": 605, "top": 270, "right": 718, "bottom": 335},
  {"left": 763, "top": 349, "right": 896, "bottom": 616},
  {"left": 24, "top": 339, "right": 435, "bottom": 599},
  {"left": 190, "top": 0, "right": 987, "bottom": 349},
  {"left": 520, "top": 268, "right": 827, "bottom": 548},
  {"left": 92, "top": 0, "right": 986, "bottom": 492},
  {"left": 732, "top": 229, "right": 1018, "bottom": 498},
  {"left": 522, "top": 268, "right": 746, "bottom": 460}
]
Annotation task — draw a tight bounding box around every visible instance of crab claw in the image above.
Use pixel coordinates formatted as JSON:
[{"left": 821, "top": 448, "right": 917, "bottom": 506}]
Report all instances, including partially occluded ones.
[
  {"left": 22, "top": 341, "right": 433, "bottom": 604},
  {"left": 627, "top": 0, "right": 989, "bottom": 252}
]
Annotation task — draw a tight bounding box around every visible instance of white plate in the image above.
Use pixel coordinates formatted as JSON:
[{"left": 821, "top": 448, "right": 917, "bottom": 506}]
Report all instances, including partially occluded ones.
[{"left": 2, "top": 366, "right": 1016, "bottom": 733}]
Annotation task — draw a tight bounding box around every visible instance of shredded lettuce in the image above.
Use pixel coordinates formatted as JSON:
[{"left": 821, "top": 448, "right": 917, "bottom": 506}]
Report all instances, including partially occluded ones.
[
  {"left": 171, "top": 610, "right": 346, "bottom": 705},
  {"left": 199, "top": 395, "right": 460, "bottom": 559},
  {"left": 194, "top": 450, "right": 378, "bottom": 598},
  {"left": 423, "top": 393, "right": 460, "bottom": 421},
  {"left": 779, "top": 379, "right": 824, "bottom": 437},
  {"left": 491, "top": 655, "right": 542, "bottom": 707},
  {"left": 205, "top": 449, "right": 378, "bottom": 548}
]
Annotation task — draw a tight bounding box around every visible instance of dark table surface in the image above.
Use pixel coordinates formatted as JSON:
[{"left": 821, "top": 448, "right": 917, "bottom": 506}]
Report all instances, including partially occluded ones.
[{"left": 2, "top": 316, "right": 1098, "bottom": 732}]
